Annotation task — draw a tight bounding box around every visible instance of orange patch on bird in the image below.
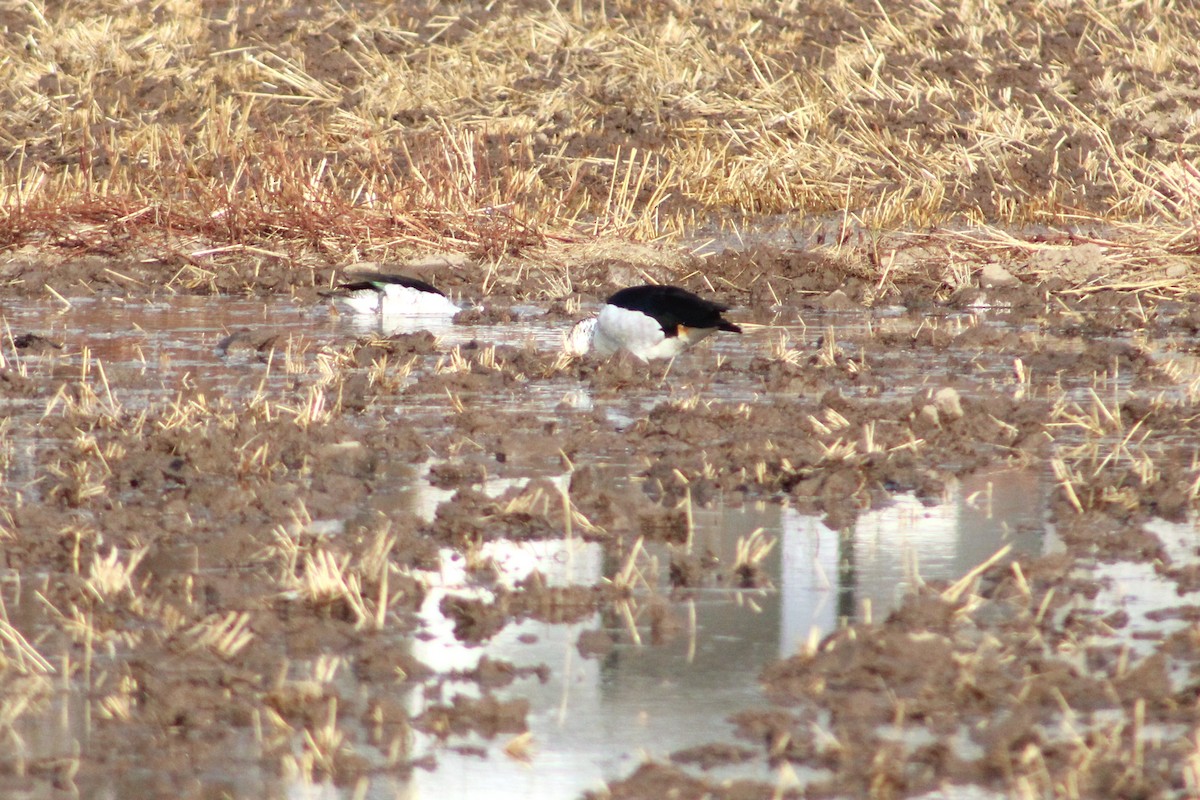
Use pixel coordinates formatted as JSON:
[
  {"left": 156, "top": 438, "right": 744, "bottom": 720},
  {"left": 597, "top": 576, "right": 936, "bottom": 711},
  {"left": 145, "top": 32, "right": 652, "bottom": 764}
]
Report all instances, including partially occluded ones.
[{"left": 677, "top": 324, "right": 690, "bottom": 338}]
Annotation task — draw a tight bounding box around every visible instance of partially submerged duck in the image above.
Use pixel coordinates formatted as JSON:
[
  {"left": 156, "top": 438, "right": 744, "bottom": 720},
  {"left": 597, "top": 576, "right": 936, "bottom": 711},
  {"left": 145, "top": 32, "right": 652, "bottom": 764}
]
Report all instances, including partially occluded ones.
[
  {"left": 567, "top": 284, "right": 741, "bottom": 361},
  {"left": 322, "top": 273, "right": 460, "bottom": 317}
]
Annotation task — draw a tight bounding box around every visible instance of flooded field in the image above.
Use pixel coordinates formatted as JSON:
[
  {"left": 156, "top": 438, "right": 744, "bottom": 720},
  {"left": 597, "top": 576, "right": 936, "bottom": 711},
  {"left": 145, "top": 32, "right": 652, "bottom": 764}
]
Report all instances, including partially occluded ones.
[
  {"left": 2, "top": 268, "right": 1199, "bottom": 799},
  {"left": 5, "top": 0, "right": 1200, "bottom": 794}
]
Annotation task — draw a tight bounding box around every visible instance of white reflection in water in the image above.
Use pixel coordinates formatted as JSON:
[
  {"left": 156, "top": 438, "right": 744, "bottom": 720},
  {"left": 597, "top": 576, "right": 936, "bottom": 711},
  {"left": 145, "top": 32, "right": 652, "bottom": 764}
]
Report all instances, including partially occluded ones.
[
  {"left": 1075, "top": 518, "right": 1199, "bottom": 662},
  {"left": 557, "top": 386, "right": 593, "bottom": 412},
  {"left": 412, "top": 537, "right": 604, "bottom": 676},
  {"left": 405, "top": 468, "right": 1049, "bottom": 800},
  {"left": 404, "top": 469, "right": 532, "bottom": 524},
  {"left": 780, "top": 468, "right": 1049, "bottom": 656},
  {"left": 377, "top": 312, "right": 458, "bottom": 338}
]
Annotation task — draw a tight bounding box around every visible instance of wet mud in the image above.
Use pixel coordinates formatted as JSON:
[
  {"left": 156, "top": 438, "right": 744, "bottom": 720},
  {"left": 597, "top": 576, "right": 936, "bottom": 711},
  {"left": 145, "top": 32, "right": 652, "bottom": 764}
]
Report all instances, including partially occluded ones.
[{"left": 1, "top": 245, "right": 1200, "bottom": 798}]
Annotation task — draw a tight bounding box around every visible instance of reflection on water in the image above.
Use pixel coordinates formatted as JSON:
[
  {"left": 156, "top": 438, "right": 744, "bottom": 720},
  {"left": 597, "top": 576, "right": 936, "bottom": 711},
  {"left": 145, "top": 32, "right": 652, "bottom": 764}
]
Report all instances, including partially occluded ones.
[
  {"left": 1080, "top": 518, "right": 1199, "bottom": 662},
  {"left": 403, "top": 467, "right": 1050, "bottom": 800},
  {"left": 780, "top": 470, "right": 1052, "bottom": 655}
]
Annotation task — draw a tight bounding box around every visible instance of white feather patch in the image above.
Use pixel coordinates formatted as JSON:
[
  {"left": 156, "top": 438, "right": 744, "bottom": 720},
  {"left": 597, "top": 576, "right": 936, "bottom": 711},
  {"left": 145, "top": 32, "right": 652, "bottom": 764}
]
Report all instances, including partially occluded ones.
[
  {"left": 591, "top": 304, "right": 719, "bottom": 361},
  {"left": 378, "top": 284, "right": 460, "bottom": 316},
  {"left": 332, "top": 284, "right": 459, "bottom": 317}
]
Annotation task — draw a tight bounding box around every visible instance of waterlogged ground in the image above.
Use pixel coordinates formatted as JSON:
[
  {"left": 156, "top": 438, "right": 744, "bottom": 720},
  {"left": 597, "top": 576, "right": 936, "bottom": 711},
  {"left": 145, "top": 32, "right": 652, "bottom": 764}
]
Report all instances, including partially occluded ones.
[{"left": 2, "top": 249, "right": 1200, "bottom": 798}]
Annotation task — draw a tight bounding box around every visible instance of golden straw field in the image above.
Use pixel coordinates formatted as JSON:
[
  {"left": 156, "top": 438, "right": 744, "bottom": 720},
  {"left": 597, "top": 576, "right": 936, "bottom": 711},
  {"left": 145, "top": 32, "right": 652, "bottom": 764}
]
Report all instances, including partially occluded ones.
[{"left": 2, "top": 0, "right": 1198, "bottom": 278}]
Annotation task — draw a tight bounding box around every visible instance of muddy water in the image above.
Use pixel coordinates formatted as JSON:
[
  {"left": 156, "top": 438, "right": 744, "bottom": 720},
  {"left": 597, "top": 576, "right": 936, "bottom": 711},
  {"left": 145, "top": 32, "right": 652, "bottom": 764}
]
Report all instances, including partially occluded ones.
[
  {"left": 408, "top": 469, "right": 1051, "bottom": 799},
  {"left": 0, "top": 295, "right": 1075, "bottom": 798}
]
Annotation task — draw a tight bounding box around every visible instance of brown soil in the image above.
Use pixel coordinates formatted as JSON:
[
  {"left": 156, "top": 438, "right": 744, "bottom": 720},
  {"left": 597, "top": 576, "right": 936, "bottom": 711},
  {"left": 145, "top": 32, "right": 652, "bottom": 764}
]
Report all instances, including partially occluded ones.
[{"left": 1, "top": 242, "right": 1199, "bottom": 798}]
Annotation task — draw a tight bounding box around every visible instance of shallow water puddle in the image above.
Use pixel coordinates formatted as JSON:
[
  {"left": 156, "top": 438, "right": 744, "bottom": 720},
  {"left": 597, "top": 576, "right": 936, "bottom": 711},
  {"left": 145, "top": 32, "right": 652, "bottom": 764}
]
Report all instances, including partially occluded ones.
[
  {"left": 1070, "top": 517, "right": 1200, "bottom": 663},
  {"left": 399, "top": 467, "right": 1051, "bottom": 799},
  {"left": 778, "top": 466, "right": 1052, "bottom": 650}
]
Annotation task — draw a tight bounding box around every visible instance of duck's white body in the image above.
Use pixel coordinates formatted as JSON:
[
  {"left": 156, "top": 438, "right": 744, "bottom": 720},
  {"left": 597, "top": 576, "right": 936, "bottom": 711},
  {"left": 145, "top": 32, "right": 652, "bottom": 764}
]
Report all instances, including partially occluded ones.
[
  {"left": 325, "top": 274, "right": 460, "bottom": 317},
  {"left": 566, "top": 284, "right": 741, "bottom": 362}
]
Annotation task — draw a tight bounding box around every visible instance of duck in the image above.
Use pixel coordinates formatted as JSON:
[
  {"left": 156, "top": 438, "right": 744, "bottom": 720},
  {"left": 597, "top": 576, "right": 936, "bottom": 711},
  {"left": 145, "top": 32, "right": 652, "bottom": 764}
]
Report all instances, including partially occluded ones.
[
  {"left": 322, "top": 273, "right": 460, "bottom": 317},
  {"left": 566, "top": 284, "right": 742, "bottom": 361}
]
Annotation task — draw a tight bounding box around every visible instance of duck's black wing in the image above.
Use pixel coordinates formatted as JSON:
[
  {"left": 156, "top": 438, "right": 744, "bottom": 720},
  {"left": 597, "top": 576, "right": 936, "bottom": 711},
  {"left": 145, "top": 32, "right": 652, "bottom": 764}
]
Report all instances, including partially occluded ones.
[
  {"left": 606, "top": 285, "right": 741, "bottom": 336},
  {"left": 339, "top": 273, "right": 446, "bottom": 296}
]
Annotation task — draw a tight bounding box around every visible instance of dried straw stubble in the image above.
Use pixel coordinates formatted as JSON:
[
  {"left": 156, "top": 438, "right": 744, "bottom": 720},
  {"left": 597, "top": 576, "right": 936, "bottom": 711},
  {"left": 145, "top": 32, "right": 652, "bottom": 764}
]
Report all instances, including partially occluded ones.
[{"left": 0, "top": 0, "right": 1198, "bottom": 266}]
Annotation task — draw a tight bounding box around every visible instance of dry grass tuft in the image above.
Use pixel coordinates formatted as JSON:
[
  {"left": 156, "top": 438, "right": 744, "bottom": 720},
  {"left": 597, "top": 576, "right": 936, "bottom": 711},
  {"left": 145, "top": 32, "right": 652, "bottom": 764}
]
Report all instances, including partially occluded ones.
[{"left": 84, "top": 547, "right": 147, "bottom": 602}]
